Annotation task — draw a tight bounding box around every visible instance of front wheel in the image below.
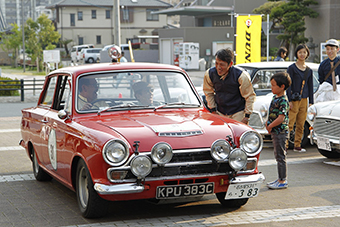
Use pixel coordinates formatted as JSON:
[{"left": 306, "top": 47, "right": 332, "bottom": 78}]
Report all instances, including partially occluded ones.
[
  {"left": 215, "top": 192, "right": 249, "bottom": 208},
  {"left": 76, "top": 159, "right": 108, "bottom": 218},
  {"left": 32, "top": 148, "right": 52, "bottom": 181},
  {"left": 318, "top": 148, "right": 340, "bottom": 159},
  {"left": 88, "top": 58, "right": 95, "bottom": 63}
]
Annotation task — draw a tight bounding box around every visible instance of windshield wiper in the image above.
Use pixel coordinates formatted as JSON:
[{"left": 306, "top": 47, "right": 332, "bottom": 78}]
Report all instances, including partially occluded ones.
[
  {"left": 97, "top": 104, "right": 149, "bottom": 115},
  {"left": 154, "top": 102, "right": 200, "bottom": 111}
]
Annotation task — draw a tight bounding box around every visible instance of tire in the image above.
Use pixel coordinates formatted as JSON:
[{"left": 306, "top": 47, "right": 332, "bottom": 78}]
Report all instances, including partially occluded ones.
[
  {"left": 76, "top": 159, "right": 108, "bottom": 218},
  {"left": 32, "top": 148, "right": 52, "bottom": 181},
  {"left": 88, "top": 58, "right": 94, "bottom": 63},
  {"left": 288, "top": 122, "right": 310, "bottom": 149},
  {"left": 318, "top": 148, "right": 340, "bottom": 159},
  {"left": 215, "top": 192, "right": 249, "bottom": 208}
]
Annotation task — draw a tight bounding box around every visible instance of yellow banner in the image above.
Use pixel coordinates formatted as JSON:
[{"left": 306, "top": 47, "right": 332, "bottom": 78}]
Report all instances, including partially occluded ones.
[{"left": 236, "top": 15, "right": 262, "bottom": 64}]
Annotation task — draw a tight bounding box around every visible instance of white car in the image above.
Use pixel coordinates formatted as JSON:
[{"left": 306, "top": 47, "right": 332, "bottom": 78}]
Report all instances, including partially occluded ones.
[
  {"left": 308, "top": 100, "right": 340, "bottom": 158},
  {"left": 235, "top": 61, "right": 320, "bottom": 148}
]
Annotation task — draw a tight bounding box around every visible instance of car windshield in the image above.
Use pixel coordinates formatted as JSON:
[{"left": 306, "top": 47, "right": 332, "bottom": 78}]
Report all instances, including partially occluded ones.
[{"left": 76, "top": 71, "right": 201, "bottom": 113}]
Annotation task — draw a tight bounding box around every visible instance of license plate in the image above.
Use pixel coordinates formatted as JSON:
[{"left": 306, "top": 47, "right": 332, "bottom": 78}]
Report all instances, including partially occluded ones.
[
  {"left": 225, "top": 183, "right": 261, "bottom": 199},
  {"left": 156, "top": 183, "right": 214, "bottom": 199},
  {"left": 317, "top": 136, "right": 331, "bottom": 151}
]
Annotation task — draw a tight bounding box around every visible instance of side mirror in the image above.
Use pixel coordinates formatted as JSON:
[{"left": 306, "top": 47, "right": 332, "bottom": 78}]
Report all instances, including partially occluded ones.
[{"left": 58, "top": 110, "right": 69, "bottom": 120}]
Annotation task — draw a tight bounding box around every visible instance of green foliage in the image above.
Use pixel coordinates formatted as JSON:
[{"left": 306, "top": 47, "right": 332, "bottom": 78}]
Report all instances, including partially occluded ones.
[
  {"left": 0, "top": 24, "right": 22, "bottom": 65},
  {"left": 24, "top": 14, "right": 61, "bottom": 71},
  {"left": 270, "top": 0, "right": 319, "bottom": 47},
  {"left": 0, "top": 76, "right": 20, "bottom": 96},
  {"left": 252, "top": 1, "right": 285, "bottom": 22}
]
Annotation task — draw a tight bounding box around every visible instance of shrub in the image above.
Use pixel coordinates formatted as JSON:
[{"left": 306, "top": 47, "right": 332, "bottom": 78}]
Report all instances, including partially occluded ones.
[{"left": 0, "top": 76, "right": 20, "bottom": 96}]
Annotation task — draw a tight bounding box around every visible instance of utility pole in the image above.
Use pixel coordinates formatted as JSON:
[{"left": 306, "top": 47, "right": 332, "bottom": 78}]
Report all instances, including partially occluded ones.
[
  {"left": 113, "top": 0, "right": 120, "bottom": 46},
  {"left": 22, "top": 0, "right": 25, "bottom": 72}
]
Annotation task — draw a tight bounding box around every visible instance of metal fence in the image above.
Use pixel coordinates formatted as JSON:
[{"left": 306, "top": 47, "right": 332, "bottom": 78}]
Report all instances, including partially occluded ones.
[{"left": 0, "top": 78, "right": 45, "bottom": 101}]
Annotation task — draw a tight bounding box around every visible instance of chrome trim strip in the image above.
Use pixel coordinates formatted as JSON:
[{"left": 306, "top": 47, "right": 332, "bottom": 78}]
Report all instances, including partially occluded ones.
[
  {"left": 94, "top": 183, "right": 144, "bottom": 195},
  {"left": 229, "top": 173, "right": 265, "bottom": 184}
]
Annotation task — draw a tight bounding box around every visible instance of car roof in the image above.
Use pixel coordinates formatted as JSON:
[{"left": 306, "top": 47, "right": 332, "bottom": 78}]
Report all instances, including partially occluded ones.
[
  {"left": 49, "top": 62, "right": 186, "bottom": 78},
  {"left": 236, "top": 61, "right": 319, "bottom": 70}
]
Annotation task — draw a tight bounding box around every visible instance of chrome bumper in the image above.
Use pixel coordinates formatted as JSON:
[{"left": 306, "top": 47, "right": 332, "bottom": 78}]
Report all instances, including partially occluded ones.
[
  {"left": 94, "top": 173, "right": 266, "bottom": 195},
  {"left": 229, "top": 173, "right": 265, "bottom": 184},
  {"left": 94, "top": 183, "right": 144, "bottom": 195}
]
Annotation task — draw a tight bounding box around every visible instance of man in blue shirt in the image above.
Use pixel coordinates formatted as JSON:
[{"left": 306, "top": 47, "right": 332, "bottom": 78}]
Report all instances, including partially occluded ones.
[{"left": 318, "top": 39, "right": 340, "bottom": 90}]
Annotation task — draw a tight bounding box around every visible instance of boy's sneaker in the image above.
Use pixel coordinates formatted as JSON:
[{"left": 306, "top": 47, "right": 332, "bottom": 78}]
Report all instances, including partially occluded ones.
[
  {"left": 294, "top": 147, "right": 306, "bottom": 153},
  {"left": 266, "top": 179, "right": 278, "bottom": 186},
  {"left": 267, "top": 181, "right": 288, "bottom": 189}
]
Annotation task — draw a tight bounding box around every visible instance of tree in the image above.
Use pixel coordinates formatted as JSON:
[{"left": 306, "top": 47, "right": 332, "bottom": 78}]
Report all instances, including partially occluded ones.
[
  {"left": 59, "top": 38, "right": 73, "bottom": 58},
  {"left": 24, "top": 14, "right": 61, "bottom": 71},
  {"left": 0, "top": 24, "right": 22, "bottom": 66},
  {"left": 269, "top": 0, "right": 319, "bottom": 60}
]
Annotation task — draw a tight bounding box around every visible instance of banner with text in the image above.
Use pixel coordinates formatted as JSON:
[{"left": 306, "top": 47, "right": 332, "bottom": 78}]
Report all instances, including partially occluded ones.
[{"left": 236, "top": 15, "right": 262, "bottom": 64}]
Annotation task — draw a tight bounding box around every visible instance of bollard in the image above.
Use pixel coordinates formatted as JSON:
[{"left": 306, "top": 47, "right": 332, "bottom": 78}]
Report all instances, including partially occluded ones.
[
  {"left": 0, "top": 68, "right": 1, "bottom": 77},
  {"left": 20, "top": 79, "right": 24, "bottom": 102}
]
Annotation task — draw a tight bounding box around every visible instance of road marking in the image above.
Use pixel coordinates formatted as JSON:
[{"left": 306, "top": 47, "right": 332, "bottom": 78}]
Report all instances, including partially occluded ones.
[
  {"left": 60, "top": 205, "right": 340, "bottom": 226},
  {"left": 258, "top": 156, "right": 325, "bottom": 166},
  {"left": 0, "top": 173, "right": 34, "bottom": 183},
  {"left": 0, "top": 146, "right": 24, "bottom": 151},
  {"left": 0, "top": 129, "right": 20, "bottom": 133}
]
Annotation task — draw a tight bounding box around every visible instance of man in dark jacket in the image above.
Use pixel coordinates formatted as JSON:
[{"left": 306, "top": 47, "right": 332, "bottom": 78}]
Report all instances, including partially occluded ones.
[{"left": 203, "top": 48, "right": 256, "bottom": 124}]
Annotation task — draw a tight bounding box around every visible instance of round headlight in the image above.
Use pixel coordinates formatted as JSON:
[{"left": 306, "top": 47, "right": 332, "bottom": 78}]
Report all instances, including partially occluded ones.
[
  {"left": 130, "top": 155, "right": 152, "bottom": 178},
  {"left": 211, "top": 139, "right": 231, "bottom": 162},
  {"left": 151, "top": 142, "right": 173, "bottom": 165},
  {"left": 228, "top": 148, "right": 247, "bottom": 171},
  {"left": 307, "top": 105, "right": 317, "bottom": 122},
  {"left": 102, "top": 140, "right": 129, "bottom": 166},
  {"left": 240, "top": 131, "right": 263, "bottom": 156},
  {"left": 260, "top": 104, "right": 268, "bottom": 118}
]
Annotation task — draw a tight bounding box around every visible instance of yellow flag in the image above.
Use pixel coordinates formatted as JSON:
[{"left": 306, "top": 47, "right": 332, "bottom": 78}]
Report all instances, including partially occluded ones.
[{"left": 236, "top": 15, "right": 262, "bottom": 64}]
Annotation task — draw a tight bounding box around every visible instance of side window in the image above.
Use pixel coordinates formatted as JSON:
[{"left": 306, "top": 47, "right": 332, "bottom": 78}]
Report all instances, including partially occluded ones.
[
  {"left": 252, "top": 70, "right": 276, "bottom": 90},
  {"left": 40, "top": 76, "right": 57, "bottom": 107},
  {"left": 54, "top": 75, "right": 71, "bottom": 111}
]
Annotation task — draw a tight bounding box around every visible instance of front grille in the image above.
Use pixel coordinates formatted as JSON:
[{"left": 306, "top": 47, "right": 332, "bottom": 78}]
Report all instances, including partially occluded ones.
[
  {"left": 314, "top": 117, "right": 340, "bottom": 139},
  {"left": 249, "top": 112, "right": 264, "bottom": 128},
  {"left": 108, "top": 148, "right": 241, "bottom": 182}
]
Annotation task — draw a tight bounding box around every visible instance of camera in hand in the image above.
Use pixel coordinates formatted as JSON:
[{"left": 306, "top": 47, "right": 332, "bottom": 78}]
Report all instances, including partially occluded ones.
[{"left": 291, "top": 92, "right": 301, "bottom": 101}]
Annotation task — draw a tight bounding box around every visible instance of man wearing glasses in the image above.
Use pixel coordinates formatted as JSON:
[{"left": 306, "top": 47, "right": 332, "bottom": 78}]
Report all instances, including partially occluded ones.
[
  {"left": 132, "top": 81, "right": 154, "bottom": 106},
  {"left": 78, "top": 77, "right": 100, "bottom": 110}
]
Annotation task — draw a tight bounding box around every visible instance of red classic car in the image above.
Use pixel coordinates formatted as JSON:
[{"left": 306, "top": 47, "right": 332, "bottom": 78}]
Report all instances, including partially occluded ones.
[{"left": 20, "top": 62, "right": 265, "bottom": 218}]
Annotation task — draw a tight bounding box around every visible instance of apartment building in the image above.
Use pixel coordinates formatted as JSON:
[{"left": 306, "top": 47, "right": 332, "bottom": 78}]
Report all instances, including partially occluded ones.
[{"left": 46, "top": 0, "right": 171, "bottom": 48}]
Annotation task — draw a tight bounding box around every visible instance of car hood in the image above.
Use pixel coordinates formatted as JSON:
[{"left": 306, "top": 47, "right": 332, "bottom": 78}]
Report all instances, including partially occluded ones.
[
  {"left": 314, "top": 100, "right": 340, "bottom": 117},
  {"left": 92, "top": 110, "right": 248, "bottom": 150}
]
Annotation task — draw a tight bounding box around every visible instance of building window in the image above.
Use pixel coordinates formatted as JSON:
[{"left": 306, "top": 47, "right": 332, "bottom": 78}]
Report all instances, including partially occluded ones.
[
  {"left": 121, "top": 8, "right": 133, "bottom": 22},
  {"left": 78, "top": 37, "right": 84, "bottom": 45},
  {"left": 70, "top": 14, "right": 75, "bottom": 26},
  {"left": 92, "top": 10, "right": 96, "bottom": 19},
  {"left": 96, "top": 35, "right": 101, "bottom": 44},
  {"left": 106, "top": 10, "right": 111, "bottom": 19},
  {"left": 78, "top": 11, "right": 83, "bottom": 21},
  {"left": 146, "top": 9, "right": 159, "bottom": 21}
]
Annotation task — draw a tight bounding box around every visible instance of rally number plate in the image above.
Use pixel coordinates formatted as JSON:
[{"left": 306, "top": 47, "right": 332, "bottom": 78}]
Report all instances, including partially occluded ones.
[
  {"left": 225, "top": 183, "right": 261, "bottom": 199},
  {"left": 156, "top": 183, "right": 214, "bottom": 199}
]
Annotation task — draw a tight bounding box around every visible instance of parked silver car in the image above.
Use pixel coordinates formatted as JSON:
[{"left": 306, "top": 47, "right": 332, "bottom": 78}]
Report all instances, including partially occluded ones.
[
  {"left": 309, "top": 100, "right": 340, "bottom": 158},
  {"left": 80, "top": 48, "right": 102, "bottom": 63},
  {"left": 235, "top": 61, "right": 320, "bottom": 148}
]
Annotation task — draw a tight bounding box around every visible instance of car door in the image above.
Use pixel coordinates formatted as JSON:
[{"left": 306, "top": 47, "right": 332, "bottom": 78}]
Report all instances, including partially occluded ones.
[{"left": 39, "top": 74, "right": 73, "bottom": 181}]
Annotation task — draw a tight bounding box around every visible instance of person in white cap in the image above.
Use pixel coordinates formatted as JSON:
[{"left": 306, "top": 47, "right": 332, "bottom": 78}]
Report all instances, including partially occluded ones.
[{"left": 318, "top": 39, "right": 340, "bottom": 92}]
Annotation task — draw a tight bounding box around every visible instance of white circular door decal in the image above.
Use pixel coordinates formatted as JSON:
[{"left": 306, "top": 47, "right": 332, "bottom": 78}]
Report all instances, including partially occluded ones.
[{"left": 48, "top": 128, "right": 57, "bottom": 170}]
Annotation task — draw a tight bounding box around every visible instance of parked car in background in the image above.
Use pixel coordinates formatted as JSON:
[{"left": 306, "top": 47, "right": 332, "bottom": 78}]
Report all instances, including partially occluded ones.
[
  {"left": 80, "top": 48, "right": 102, "bottom": 63},
  {"left": 308, "top": 100, "right": 340, "bottom": 158},
  {"left": 235, "top": 61, "right": 320, "bottom": 148},
  {"left": 20, "top": 59, "right": 265, "bottom": 218},
  {"left": 71, "top": 44, "right": 94, "bottom": 63}
]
